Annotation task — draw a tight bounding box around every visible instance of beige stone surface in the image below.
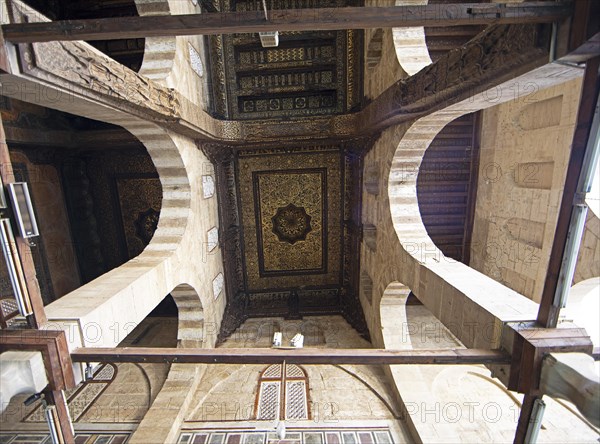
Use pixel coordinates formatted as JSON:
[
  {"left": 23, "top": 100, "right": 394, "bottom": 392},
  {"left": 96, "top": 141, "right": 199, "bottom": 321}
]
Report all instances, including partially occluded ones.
[
  {"left": 1, "top": 2, "right": 598, "bottom": 442},
  {"left": 574, "top": 210, "right": 600, "bottom": 284},
  {"left": 359, "top": 35, "right": 590, "bottom": 442},
  {"left": 470, "top": 78, "right": 584, "bottom": 302},
  {"left": 379, "top": 288, "right": 600, "bottom": 443},
  {"left": 0, "top": 317, "right": 176, "bottom": 428},
  {"left": 182, "top": 316, "right": 412, "bottom": 442}
]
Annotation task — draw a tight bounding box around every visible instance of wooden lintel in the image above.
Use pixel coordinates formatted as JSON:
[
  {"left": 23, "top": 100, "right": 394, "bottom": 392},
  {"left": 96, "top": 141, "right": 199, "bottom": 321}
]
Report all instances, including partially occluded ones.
[
  {"left": 508, "top": 327, "right": 594, "bottom": 394},
  {"left": 44, "top": 390, "right": 75, "bottom": 443},
  {"left": 0, "top": 330, "right": 75, "bottom": 391},
  {"left": 1, "top": 2, "right": 572, "bottom": 43},
  {"left": 70, "top": 347, "right": 511, "bottom": 365}
]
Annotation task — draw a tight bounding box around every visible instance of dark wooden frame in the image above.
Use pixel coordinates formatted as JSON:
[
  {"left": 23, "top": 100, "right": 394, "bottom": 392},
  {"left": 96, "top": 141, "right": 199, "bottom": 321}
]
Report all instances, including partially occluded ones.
[
  {"left": 254, "top": 363, "right": 311, "bottom": 421},
  {"left": 1, "top": 3, "right": 573, "bottom": 43}
]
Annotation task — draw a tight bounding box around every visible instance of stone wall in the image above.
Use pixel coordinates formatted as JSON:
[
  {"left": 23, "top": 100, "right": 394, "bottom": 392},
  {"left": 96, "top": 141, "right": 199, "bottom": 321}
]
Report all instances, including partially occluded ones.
[
  {"left": 181, "top": 316, "right": 412, "bottom": 443},
  {"left": 378, "top": 284, "right": 599, "bottom": 443},
  {"left": 359, "top": 22, "right": 586, "bottom": 442},
  {"left": 0, "top": 317, "right": 176, "bottom": 429},
  {"left": 7, "top": 150, "right": 80, "bottom": 302},
  {"left": 470, "top": 78, "right": 584, "bottom": 302}
]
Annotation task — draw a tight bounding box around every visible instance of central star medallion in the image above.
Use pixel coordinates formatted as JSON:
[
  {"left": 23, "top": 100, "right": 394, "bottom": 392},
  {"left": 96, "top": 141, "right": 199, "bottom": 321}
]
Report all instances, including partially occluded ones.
[{"left": 271, "top": 203, "right": 312, "bottom": 245}]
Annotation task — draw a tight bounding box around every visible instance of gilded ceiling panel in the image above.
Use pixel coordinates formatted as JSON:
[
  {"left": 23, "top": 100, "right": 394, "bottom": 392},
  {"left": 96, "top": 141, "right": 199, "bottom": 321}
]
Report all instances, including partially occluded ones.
[
  {"left": 207, "top": 0, "right": 363, "bottom": 120},
  {"left": 238, "top": 148, "right": 341, "bottom": 291},
  {"left": 256, "top": 170, "right": 324, "bottom": 273}
]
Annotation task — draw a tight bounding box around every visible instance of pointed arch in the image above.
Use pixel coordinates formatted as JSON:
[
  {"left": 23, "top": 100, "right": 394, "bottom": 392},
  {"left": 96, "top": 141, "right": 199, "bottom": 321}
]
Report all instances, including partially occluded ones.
[{"left": 379, "top": 281, "right": 412, "bottom": 350}]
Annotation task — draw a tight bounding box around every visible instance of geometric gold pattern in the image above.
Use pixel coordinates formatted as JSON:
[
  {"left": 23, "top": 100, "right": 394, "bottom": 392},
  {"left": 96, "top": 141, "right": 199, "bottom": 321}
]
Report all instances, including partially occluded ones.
[
  {"left": 272, "top": 203, "right": 312, "bottom": 245},
  {"left": 238, "top": 148, "right": 342, "bottom": 291},
  {"left": 257, "top": 170, "right": 323, "bottom": 272}
]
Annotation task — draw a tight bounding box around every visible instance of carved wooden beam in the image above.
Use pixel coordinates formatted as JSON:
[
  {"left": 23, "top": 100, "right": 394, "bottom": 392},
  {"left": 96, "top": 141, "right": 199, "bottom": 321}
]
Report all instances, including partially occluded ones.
[
  {"left": 537, "top": 56, "right": 600, "bottom": 327},
  {"left": 358, "top": 24, "right": 553, "bottom": 133},
  {"left": 509, "top": 325, "right": 594, "bottom": 444},
  {"left": 1, "top": 10, "right": 598, "bottom": 144},
  {"left": 1, "top": 3, "right": 572, "bottom": 43},
  {"left": 0, "top": 330, "right": 76, "bottom": 391},
  {"left": 70, "top": 347, "right": 512, "bottom": 365}
]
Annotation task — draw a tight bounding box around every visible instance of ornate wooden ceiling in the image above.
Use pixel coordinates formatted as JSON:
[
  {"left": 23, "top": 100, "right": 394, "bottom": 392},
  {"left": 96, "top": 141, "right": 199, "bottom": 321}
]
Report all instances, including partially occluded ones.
[
  {"left": 203, "top": 142, "right": 370, "bottom": 343},
  {"left": 200, "top": 0, "right": 369, "bottom": 340},
  {"left": 20, "top": 0, "right": 145, "bottom": 71},
  {"left": 206, "top": 0, "right": 363, "bottom": 120}
]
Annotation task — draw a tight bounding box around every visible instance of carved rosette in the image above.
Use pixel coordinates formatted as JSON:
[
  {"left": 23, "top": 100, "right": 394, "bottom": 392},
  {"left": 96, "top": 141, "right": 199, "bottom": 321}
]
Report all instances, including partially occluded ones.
[{"left": 271, "top": 204, "right": 312, "bottom": 245}]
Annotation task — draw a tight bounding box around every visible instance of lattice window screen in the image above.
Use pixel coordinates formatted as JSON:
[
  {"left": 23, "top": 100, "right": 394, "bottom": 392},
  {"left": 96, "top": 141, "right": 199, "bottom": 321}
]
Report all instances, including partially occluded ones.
[
  {"left": 0, "top": 297, "right": 20, "bottom": 329},
  {"left": 256, "top": 364, "right": 309, "bottom": 420},
  {"left": 285, "top": 380, "right": 308, "bottom": 420},
  {"left": 286, "top": 364, "right": 305, "bottom": 378},
  {"left": 263, "top": 364, "right": 282, "bottom": 378},
  {"left": 256, "top": 381, "right": 281, "bottom": 420}
]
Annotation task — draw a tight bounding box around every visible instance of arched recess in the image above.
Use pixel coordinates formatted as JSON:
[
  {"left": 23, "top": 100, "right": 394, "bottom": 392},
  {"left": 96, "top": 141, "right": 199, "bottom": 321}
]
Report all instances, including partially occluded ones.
[
  {"left": 392, "top": 0, "right": 432, "bottom": 76},
  {"left": 380, "top": 282, "right": 412, "bottom": 350},
  {"left": 416, "top": 113, "right": 479, "bottom": 262},
  {"left": 130, "top": 283, "right": 206, "bottom": 443},
  {"left": 135, "top": 0, "right": 177, "bottom": 80},
  {"left": 44, "top": 119, "right": 194, "bottom": 349},
  {"left": 170, "top": 283, "right": 205, "bottom": 348},
  {"left": 102, "top": 121, "right": 191, "bottom": 264},
  {"left": 389, "top": 113, "right": 464, "bottom": 264}
]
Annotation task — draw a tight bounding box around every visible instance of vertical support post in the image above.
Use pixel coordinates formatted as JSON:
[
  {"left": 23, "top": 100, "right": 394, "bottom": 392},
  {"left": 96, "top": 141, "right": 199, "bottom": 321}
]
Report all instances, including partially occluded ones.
[
  {"left": 0, "top": 110, "right": 47, "bottom": 327},
  {"left": 44, "top": 390, "right": 75, "bottom": 444},
  {"left": 537, "top": 56, "right": 600, "bottom": 327},
  {"left": 514, "top": 394, "right": 542, "bottom": 444}
]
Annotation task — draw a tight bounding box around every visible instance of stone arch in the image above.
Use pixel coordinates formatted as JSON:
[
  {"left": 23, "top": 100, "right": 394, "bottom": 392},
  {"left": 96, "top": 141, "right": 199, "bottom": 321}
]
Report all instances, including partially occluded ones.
[
  {"left": 119, "top": 122, "right": 191, "bottom": 256},
  {"left": 392, "top": 0, "right": 432, "bottom": 76},
  {"left": 170, "top": 283, "right": 205, "bottom": 348},
  {"left": 135, "top": 0, "right": 177, "bottom": 80},
  {"left": 389, "top": 113, "right": 463, "bottom": 265},
  {"left": 44, "top": 120, "right": 195, "bottom": 348},
  {"left": 379, "top": 281, "right": 412, "bottom": 350}
]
